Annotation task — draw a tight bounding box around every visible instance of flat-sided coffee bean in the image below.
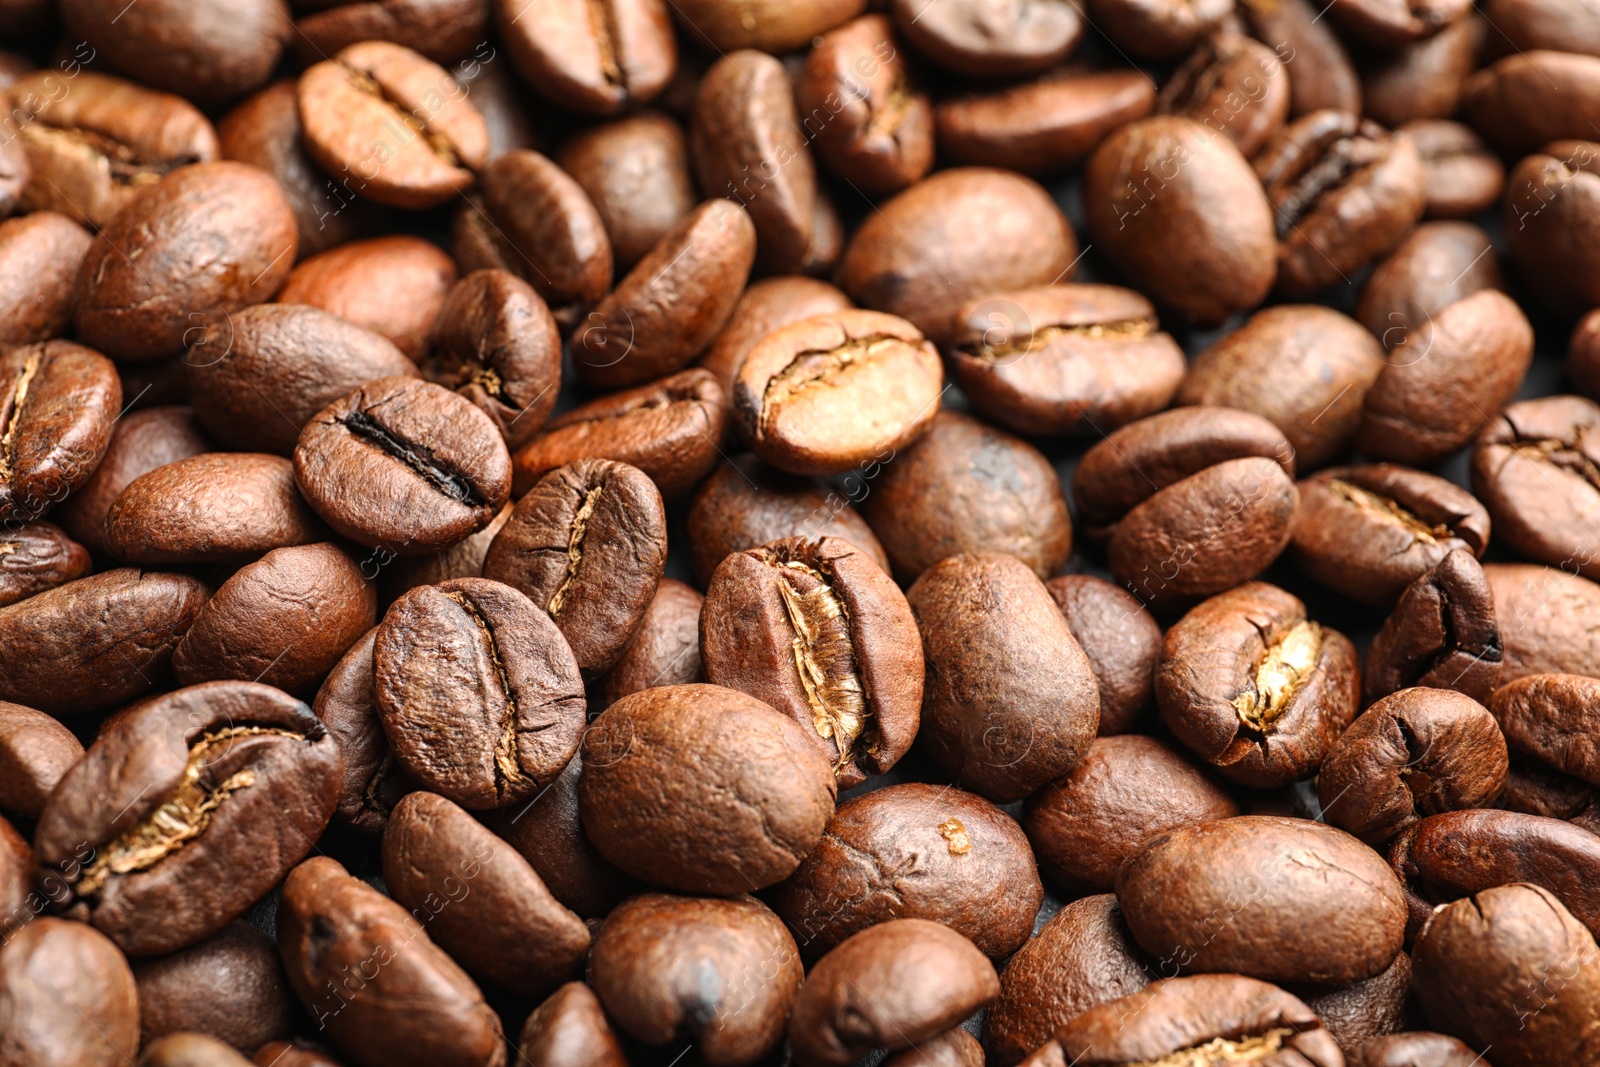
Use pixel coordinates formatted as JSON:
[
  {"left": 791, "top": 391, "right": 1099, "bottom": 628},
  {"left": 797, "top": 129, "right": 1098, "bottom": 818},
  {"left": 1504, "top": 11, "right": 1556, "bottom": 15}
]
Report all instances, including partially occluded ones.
[
  {"left": 1240, "top": 0, "right": 1362, "bottom": 115},
  {"left": 452, "top": 151, "right": 611, "bottom": 330},
  {"left": 0, "top": 212, "right": 90, "bottom": 347},
  {"left": 517, "top": 983, "right": 626, "bottom": 1067},
  {"left": 1502, "top": 142, "right": 1600, "bottom": 317},
  {"left": 8, "top": 70, "right": 218, "bottom": 230},
  {"left": 292, "top": 0, "right": 489, "bottom": 63},
  {"left": 699, "top": 277, "right": 853, "bottom": 398},
  {"left": 1358, "top": 17, "right": 1479, "bottom": 128},
  {"left": 298, "top": 41, "right": 488, "bottom": 210},
  {"left": 574, "top": 198, "right": 754, "bottom": 391},
  {"left": 134, "top": 921, "right": 293, "bottom": 1053},
  {"left": 1357, "top": 221, "right": 1504, "bottom": 350},
  {"left": 375, "top": 577, "right": 585, "bottom": 809},
  {"left": 186, "top": 303, "right": 416, "bottom": 456},
  {"left": 672, "top": 0, "right": 864, "bottom": 53},
  {"left": 949, "top": 284, "right": 1184, "bottom": 438},
  {"left": 1291, "top": 465, "right": 1490, "bottom": 606},
  {"left": 907, "top": 553, "right": 1099, "bottom": 802},
  {"left": 891, "top": 0, "right": 1077, "bottom": 75},
  {"left": 789, "top": 920, "right": 997, "bottom": 1067},
  {"left": 772, "top": 783, "right": 1039, "bottom": 959},
  {"left": 0, "top": 701, "right": 81, "bottom": 818},
  {"left": 580, "top": 684, "right": 836, "bottom": 894},
  {"left": 1045, "top": 575, "right": 1162, "bottom": 735},
  {"left": 0, "top": 814, "right": 31, "bottom": 941},
  {"left": 250, "top": 1041, "right": 346, "bottom": 1067},
  {"left": 36, "top": 681, "right": 339, "bottom": 956},
  {"left": 590, "top": 892, "right": 801, "bottom": 1065},
  {"left": 55, "top": 406, "right": 210, "bottom": 558},
  {"left": 1491, "top": 674, "right": 1600, "bottom": 786},
  {"left": 105, "top": 454, "right": 323, "bottom": 565},
  {"left": 1026, "top": 974, "right": 1342, "bottom": 1067},
  {"left": 556, "top": 111, "right": 695, "bottom": 271},
  {"left": 484, "top": 459, "right": 665, "bottom": 674},
  {"left": 513, "top": 369, "right": 725, "bottom": 499},
  {"left": 1024, "top": 735, "right": 1239, "bottom": 893},
  {"left": 1473, "top": 395, "right": 1600, "bottom": 578},
  {"left": 1463, "top": 50, "right": 1600, "bottom": 157},
  {"left": 295, "top": 376, "right": 512, "bottom": 556},
  {"left": 0, "top": 568, "right": 208, "bottom": 717},
  {"left": 0, "top": 521, "right": 88, "bottom": 608},
  {"left": 1292, "top": 952, "right": 1413, "bottom": 1057},
  {"left": 1084, "top": 117, "right": 1275, "bottom": 325},
  {"left": 1486, "top": 563, "right": 1600, "bottom": 682},
  {"left": 1360, "top": 289, "right": 1535, "bottom": 466},
  {"left": 1350, "top": 1032, "right": 1487, "bottom": 1067},
  {"left": 0, "top": 341, "right": 120, "bottom": 524},
  {"left": 139, "top": 1032, "right": 255, "bottom": 1067},
  {"left": 599, "top": 578, "right": 703, "bottom": 705},
  {"left": 0, "top": 918, "right": 139, "bottom": 1067},
  {"left": 1179, "top": 305, "right": 1385, "bottom": 468},
  {"left": 172, "top": 543, "right": 374, "bottom": 698},
  {"left": 1328, "top": 0, "right": 1472, "bottom": 45},
  {"left": 839, "top": 167, "right": 1078, "bottom": 345},
  {"left": 278, "top": 856, "right": 506, "bottom": 1067},
  {"left": 1158, "top": 31, "right": 1290, "bottom": 154},
  {"left": 495, "top": 0, "right": 674, "bottom": 115},
  {"left": 935, "top": 69, "right": 1156, "bottom": 176},
  {"left": 59, "top": 0, "right": 288, "bottom": 100},
  {"left": 862, "top": 412, "right": 1073, "bottom": 582},
  {"left": 1156, "top": 584, "right": 1359, "bottom": 788},
  {"left": 277, "top": 236, "right": 457, "bottom": 360},
  {"left": 1365, "top": 549, "right": 1503, "bottom": 706},
  {"left": 313, "top": 628, "right": 415, "bottom": 836},
  {"left": 1412, "top": 884, "right": 1600, "bottom": 1067},
  {"left": 1401, "top": 119, "right": 1505, "bottom": 219},
  {"left": 382, "top": 791, "right": 589, "bottom": 999}
]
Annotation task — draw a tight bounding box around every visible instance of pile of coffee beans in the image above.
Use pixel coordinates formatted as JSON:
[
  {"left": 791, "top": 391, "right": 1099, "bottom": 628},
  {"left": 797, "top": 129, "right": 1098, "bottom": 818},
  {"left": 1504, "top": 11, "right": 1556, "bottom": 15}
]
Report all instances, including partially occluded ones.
[{"left": 2, "top": 0, "right": 1600, "bottom": 1064}]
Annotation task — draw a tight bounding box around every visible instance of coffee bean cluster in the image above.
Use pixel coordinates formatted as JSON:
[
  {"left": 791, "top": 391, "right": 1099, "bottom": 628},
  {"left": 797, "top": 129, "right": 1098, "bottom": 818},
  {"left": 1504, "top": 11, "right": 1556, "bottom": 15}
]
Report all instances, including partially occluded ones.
[{"left": 0, "top": 0, "right": 1597, "bottom": 1065}]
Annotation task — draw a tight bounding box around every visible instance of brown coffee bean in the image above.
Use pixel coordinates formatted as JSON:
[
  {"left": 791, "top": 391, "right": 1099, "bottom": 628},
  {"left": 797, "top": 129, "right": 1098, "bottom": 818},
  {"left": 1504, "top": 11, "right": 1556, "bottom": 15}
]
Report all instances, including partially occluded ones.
[
  {"left": 1024, "top": 735, "right": 1239, "bottom": 893},
  {"left": 573, "top": 198, "right": 755, "bottom": 390},
  {"left": 1474, "top": 395, "right": 1600, "bottom": 578},
  {"left": 0, "top": 701, "right": 82, "bottom": 818},
  {"left": 1350, "top": 1032, "right": 1486, "bottom": 1067},
  {"left": 908, "top": 552, "right": 1099, "bottom": 802},
  {"left": 673, "top": 0, "right": 864, "bottom": 53},
  {"left": 1045, "top": 575, "right": 1162, "bottom": 735},
  {"left": 1091, "top": 0, "right": 1231, "bottom": 59},
  {"left": 278, "top": 856, "right": 506, "bottom": 1067},
  {"left": 0, "top": 813, "right": 31, "bottom": 940},
  {"left": 1486, "top": 563, "right": 1600, "bottom": 682},
  {"left": 298, "top": 41, "right": 488, "bottom": 210},
  {"left": 0, "top": 521, "right": 89, "bottom": 608},
  {"left": 580, "top": 683, "right": 837, "bottom": 894},
  {"left": 495, "top": 0, "right": 674, "bottom": 115},
  {"left": 589, "top": 892, "right": 800, "bottom": 1064},
  {"left": 1365, "top": 549, "right": 1503, "bottom": 706},
  {"left": 1360, "top": 289, "right": 1535, "bottom": 466},
  {"left": 890, "top": 0, "right": 1078, "bottom": 76},
  {"left": 1291, "top": 465, "right": 1491, "bottom": 606},
  {"left": 1480, "top": 0, "right": 1600, "bottom": 54},
  {"left": 278, "top": 236, "right": 457, "bottom": 360},
  {"left": 1573, "top": 309, "right": 1600, "bottom": 401},
  {"left": 60, "top": 0, "right": 288, "bottom": 100},
  {"left": 313, "top": 628, "right": 415, "bottom": 836},
  {"left": 1501, "top": 755, "right": 1600, "bottom": 835},
  {"left": 599, "top": 577, "right": 703, "bottom": 705},
  {"left": 1178, "top": 305, "right": 1386, "bottom": 468},
  {"left": 556, "top": 111, "right": 696, "bottom": 270},
  {"left": 37, "top": 681, "right": 340, "bottom": 956},
  {"left": 452, "top": 56, "right": 543, "bottom": 163},
  {"left": 0, "top": 918, "right": 139, "bottom": 1067},
  {"left": 140, "top": 1032, "right": 256, "bottom": 1067},
  {"left": 0, "top": 341, "right": 120, "bottom": 524},
  {"left": 883, "top": 1029, "right": 982, "bottom": 1067},
  {"left": 1356, "top": 221, "right": 1504, "bottom": 350},
  {"left": 771, "top": 782, "right": 1041, "bottom": 960},
  {"left": 839, "top": 167, "right": 1078, "bottom": 345},
  {"left": 0, "top": 568, "right": 209, "bottom": 716},
  {"left": 1328, "top": 0, "right": 1472, "bottom": 45},
  {"left": 9, "top": 70, "right": 219, "bottom": 230},
  {"left": 375, "top": 577, "right": 586, "bottom": 809},
  {"left": 1293, "top": 951, "right": 1414, "bottom": 1058},
  {"left": 1491, "top": 674, "right": 1600, "bottom": 786},
  {"left": 1463, "top": 50, "right": 1600, "bottom": 157},
  {"left": 483, "top": 459, "right": 666, "bottom": 675},
  {"left": 1240, "top": 0, "right": 1362, "bottom": 116},
  {"left": 1359, "top": 17, "right": 1480, "bottom": 127},
  {"left": 513, "top": 369, "right": 725, "bottom": 500},
  {"left": 1412, "top": 884, "right": 1600, "bottom": 1067},
  {"left": 1158, "top": 32, "right": 1290, "bottom": 155},
  {"left": 134, "top": 921, "right": 293, "bottom": 1053},
  {"left": 1506, "top": 141, "right": 1600, "bottom": 317},
  {"left": 292, "top": 0, "right": 489, "bottom": 63},
  {"left": 1399, "top": 118, "right": 1505, "bottom": 219},
  {"left": 517, "top": 983, "right": 626, "bottom": 1067},
  {"left": 0, "top": 212, "right": 90, "bottom": 348},
  {"left": 1158, "top": 584, "right": 1359, "bottom": 787},
  {"left": 698, "top": 277, "right": 853, "bottom": 399},
  {"left": 250, "top": 1040, "right": 346, "bottom": 1067}
]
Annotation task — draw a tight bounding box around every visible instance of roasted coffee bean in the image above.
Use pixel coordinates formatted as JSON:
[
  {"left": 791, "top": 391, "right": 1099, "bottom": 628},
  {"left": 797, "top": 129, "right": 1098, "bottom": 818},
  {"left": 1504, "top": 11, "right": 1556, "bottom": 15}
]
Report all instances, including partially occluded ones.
[
  {"left": 292, "top": 0, "right": 489, "bottom": 63},
  {"left": 935, "top": 69, "right": 1156, "bottom": 177},
  {"left": 452, "top": 56, "right": 542, "bottom": 163},
  {"left": 908, "top": 552, "right": 1099, "bottom": 801},
  {"left": 60, "top": 0, "right": 288, "bottom": 101},
  {"left": 1486, "top": 563, "right": 1600, "bottom": 682},
  {"left": 1084, "top": 116, "right": 1276, "bottom": 324},
  {"left": 37, "top": 681, "right": 340, "bottom": 956},
  {"left": 140, "top": 1032, "right": 255, "bottom": 1067},
  {"left": 278, "top": 236, "right": 457, "bottom": 360},
  {"left": 698, "top": 277, "right": 853, "bottom": 398},
  {"left": 1157, "top": 31, "right": 1290, "bottom": 155},
  {"left": 382, "top": 791, "right": 589, "bottom": 999},
  {"left": 313, "top": 628, "right": 415, "bottom": 836},
  {"left": 1491, "top": 674, "right": 1600, "bottom": 786},
  {"left": 512, "top": 369, "right": 725, "bottom": 499},
  {"left": 495, "top": 0, "right": 674, "bottom": 115},
  {"left": 883, "top": 1029, "right": 983, "bottom": 1067},
  {"left": 573, "top": 198, "right": 754, "bottom": 390},
  {"left": 0, "top": 568, "right": 208, "bottom": 716},
  {"left": 556, "top": 111, "right": 696, "bottom": 270},
  {"left": 1473, "top": 396, "right": 1600, "bottom": 578},
  {"left": 1503, "top": 141, "right": 1600, "bottom": 317},
  {"left": 1157, "top": 584, "right": 1359, "bottom": 787},
  {"left": 1328, "top": 0, "right": 1472, "bottom": 45},
  {"left": 0, "top": 521, "right": 89, "bottom": 607},
  {"left": 1350, "top": 1032, "right": 1486, "bottom": 1067},
  {"left": 1356, "top": 221, "right": 1503, "bottom": 349},
  {"left": 1026, "top": 973, "right": 1343, "bottom": 1067},
  {"left": 0, "top": 340, "right": 120, "bottom": 524},
  {"left": 452, "top": 150, "right": 611, "bottom": 329},
  {"left": 0, "top": 814, "right": 31, "bottom": 939},
  {"left": 1254, "top": 111, "right": 1426, "bottom": 297},
  {"left": 1091, "top": 0, "right": 1231, "bottom": 60},
  {"left": 1401, "top": 118, "right": 1505, "bottom": 219},
  {"left": 1360, "top": 289, "right": 1535, "bottom": 466},
  {"left": 599, "top": 577, "right": 703, "bottom": 705},
  {"left": 789, "top": 919, "right": 998, "bottom": 1067},
  {"left": 1291, "top": 465, "right": 1490, "bottom": 606},
  {"left": 1024, "top": 735, "right": 1239, "bottom": 893},
  {"left": 55, "top": 406, "right": 210, "bottom": 558},
  {"left": 172, "top": 543, "right": 374, "bottom": 698},
  {"left": 1412, "top": 884, "right": 1600, "bottom": 1067},
  {"left": 1359, "top": 17, "right": 1480, "bottom": 128},
  {"left": 375, "top": 577, "right": 586, "bottom": 809},
  {"left": 771, "top": 783, "right": 1040, "bottom": 959},
  {"left": 105, "top": 453, "right": 324, "bottom": 565},
  {"left": 840, "top": 168, "right": 1077, "bottom": 346},
  {"left": 673, "top": 0, "right": 863, "bottom": 53},
  {"left": 1178, "top": 305, "right": 1385, "bottom": 468},
  {"left": 1500, "top": 754, "right": 1600, "bottom": 834},
  {"left": 0, "top": 701, "right": 82, "bottom": 818},
  {"left": 517, "top": 983, "right": 627, "bottom": 1067},
  {"left": 590, "top": 892, "right": 800, "bottom": 1065},
  {"left": 1045, "top": 575, "right": 1162, "bottom": 735},
  {"left": 483, "top": 459, "right": 666, "bottom": 675},
  {"left": 278, "top": 856, "right": 506, "bottom": 1067},
  {"left": 1463, "top": 50, "right": 1600, "bottom": 157},
  {"left": 1240, "top": 0, "right": 1363, "bottom": 115},
  {"left": 1365, "top": 549, "right": 1502, "bottom": 706},
  {"left": 134, "top": 921, "right": 293, "bottom": 1053},
  {"left": 0, "top": 212, "right": 90, "bottom": 347},
  {"left": 297, "top": 41, "right": 488, "bottom": 210},
  {"left": 250, "top": 1040, "right": 346, "bottom": 1067},
  {"left": 890, "top": 0, "right": 1078, "bottom": 76},
  {"left": 9, "top": 70, "right": 218, "bottom": 230},
  {"left": 0, "top": 918, "right": 139, "bottom": 1067},
  {"left": 295, "top": 376, "right": 512, "bottom": 556},
  {"left": 580, "top": 683, "right": 836, "bottom": 894},
  {"left": 1293, "top": 951, "right": 1414, "bottom": 1057},
  {"left": 1480, "top": 0, "right": 1600, "bottom": 55},
  {"left": 0, "top": 89, "right": 25, "bottom": 217},
  {"left": 1573, "top": 309, "right": 1600, "bottom": 401}
]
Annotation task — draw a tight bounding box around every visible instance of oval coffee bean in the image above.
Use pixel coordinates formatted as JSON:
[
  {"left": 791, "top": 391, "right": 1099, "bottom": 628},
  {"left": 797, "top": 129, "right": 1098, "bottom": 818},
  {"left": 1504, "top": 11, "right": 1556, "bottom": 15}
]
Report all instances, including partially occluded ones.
[
  {"left": 1491, "top": 673, "right": 1600, "bottom": 786},
  {"left": 579, "top": 683, "right": 836, "bottom": 894},
  {"left": 1240, "top": 0, "right": 1362, "bottom": 116},
  {"left": 278, "top": 236, "right": 457, "bottom": 360},
  {"left": 0, "top": 815, "right": 30, "bottom": 940},
  {"left": 495, "top": 0, "right": 675, "bottom": 116},
  {"left": 1358, "top": 18, "right": 1478, "bottom": 128},
  {"left": 0, "top": 701, "right": 82, "bottom": 819},
  {"left": 0, "top": 521, "right": 89, "bottom": 608},
  {"left": 1045, "top": 575, "right": 1162, "bottom": 735},
  {"left": 36, "top": 681, "right": 340, "bottom": 956},
  {"left": 1294, "top": 950, "right": 1413, "bottom": 1058},
  {"left": 556, "top": 111, "right": 697, "bottom": 271},
  {"left": 0, "top": 918, "right": 139, "bottom": 1067},
  {"left": 1364, "top": 549, "right": 1503, "bottom": 706},
  {"left": 133, "top": 921, "right": 293, "bottom": 1053},
  {"left": 598, "top": 577, "right": 703, "bottom": 705},
  {"left": 1351, "top": 1032, "right": 1492, "bottom": 1067},
  {"left": 890, "top": 0, "right": 1079, "bottom": 77},
  {"left": 1574, "top": 308, "right": 1600, "bottom": 401},
  {"left": 1157, "top": 31, "right": 1290, "bottom": 155},
  {"left": 140, "top": 1032, "right": 256, "bottom": 1066},
  {"left": 1502, "top": 141, "right": 1600, "bottom": 317},
  {"left": 1463, "top": 50, "right": 1600, "bottom": 157},
  {"left": 313, "top": 628, "right": 415, "bottom": 836},
  {"left": 0, "top": 340, "right": 120, "bottom": 524},
  {"left": 1327, "top": 0, "right": 1471, "bottom": 45},
  {"left": 1356, "top": 221, "right": 1504, "bottom": 350},
  {"left": 290, "top": 0, "right": 489, "bottom": 63},
  {"left": 698, "top": 276, "right": 853, "bottom": 398},
  {"left": 0, "top": 212, "right": 91, "bottom": 347},
  {"left": 1485, "top": 563, "right": 1600, "bottom": 682},
  {"left": 517, "top": 983, "right": 627, "bottom": 1067},
  {"left": 1092, "top": 0, "right": 1231, "bottom": 60},
  {"left": 1401, "top": 119, "right": 1505, "bottom": 219},
  {"left": 1473, "top": 395, "right": 1600, "bottom": 578},
  {"left": 59, "top": 0, "right": 289, "bottom": 101}
]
